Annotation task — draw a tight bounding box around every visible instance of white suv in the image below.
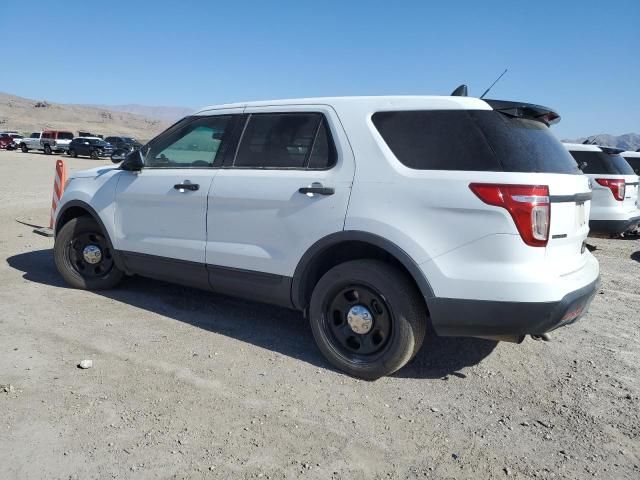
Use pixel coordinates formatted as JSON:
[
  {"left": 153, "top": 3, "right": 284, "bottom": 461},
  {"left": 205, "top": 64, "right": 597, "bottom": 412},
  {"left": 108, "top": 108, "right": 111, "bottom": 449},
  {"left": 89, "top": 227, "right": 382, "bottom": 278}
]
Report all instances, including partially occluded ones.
[
  {"left": 564, "top": 143, "right": 640, "bottom": 234},
  {"left": 53, "top": 95, "right": 600, "bottom": 379}
]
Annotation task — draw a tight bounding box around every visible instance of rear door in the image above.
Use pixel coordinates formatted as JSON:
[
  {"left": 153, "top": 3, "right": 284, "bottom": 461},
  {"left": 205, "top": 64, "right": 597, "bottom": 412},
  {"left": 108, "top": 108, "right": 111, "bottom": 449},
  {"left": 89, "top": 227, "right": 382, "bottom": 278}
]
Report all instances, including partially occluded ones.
[{"left": 205, "top": 106, "right": 355, "bottom": 280}]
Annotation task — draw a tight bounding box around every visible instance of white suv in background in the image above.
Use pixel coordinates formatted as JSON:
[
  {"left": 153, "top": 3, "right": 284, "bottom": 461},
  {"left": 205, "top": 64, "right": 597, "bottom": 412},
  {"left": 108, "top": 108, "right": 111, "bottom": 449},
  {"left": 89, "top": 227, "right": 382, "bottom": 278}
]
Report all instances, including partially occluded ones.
[
  {"left": 52, "top": 95, "right": 600, "bottom": 379},
  {"left": 564, "top": 143, "right": 640, "bottom": 234}
]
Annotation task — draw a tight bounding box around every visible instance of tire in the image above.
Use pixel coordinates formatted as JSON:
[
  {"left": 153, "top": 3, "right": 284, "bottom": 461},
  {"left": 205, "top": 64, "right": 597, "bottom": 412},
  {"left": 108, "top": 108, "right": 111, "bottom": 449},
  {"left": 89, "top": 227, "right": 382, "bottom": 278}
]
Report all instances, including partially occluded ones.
[
  {"left": 90, "top": 150, "right": 99, "bottom": 160},
  {"left": 44, "top": 144, "right": 52, "bottom": 155},
  {"left": 69, "top": 148, "right": 77, "bottom": 158},
  {"left": 20, "top": 144, "right": 28, "bottom": 153},
  {"left": 54, "top": 216, "right": 124, "bottom": 290},
  {"left": 309, "top": 259, "right": 427, "bottom": 380}
]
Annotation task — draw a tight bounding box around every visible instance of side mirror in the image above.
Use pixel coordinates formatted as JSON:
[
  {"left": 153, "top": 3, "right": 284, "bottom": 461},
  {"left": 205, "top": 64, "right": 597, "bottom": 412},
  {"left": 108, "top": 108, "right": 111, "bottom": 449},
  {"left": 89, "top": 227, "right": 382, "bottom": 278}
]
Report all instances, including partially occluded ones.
[{"left": 113, "top": 149, "right": 144, "bottom": 171}]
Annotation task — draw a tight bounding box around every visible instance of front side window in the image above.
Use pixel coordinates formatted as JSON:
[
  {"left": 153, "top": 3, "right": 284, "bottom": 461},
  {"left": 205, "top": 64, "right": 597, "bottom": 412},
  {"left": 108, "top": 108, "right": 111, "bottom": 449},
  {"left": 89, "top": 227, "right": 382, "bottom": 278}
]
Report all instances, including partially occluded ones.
[
  {"left": 234, "top": 113, "right": 335, "bottom": 169},
  {"left": 31, "top": 133, "right": 39, "bottom": 138},
  {"left": 145, "top": 116, "right": 234, "bottom": 168}
]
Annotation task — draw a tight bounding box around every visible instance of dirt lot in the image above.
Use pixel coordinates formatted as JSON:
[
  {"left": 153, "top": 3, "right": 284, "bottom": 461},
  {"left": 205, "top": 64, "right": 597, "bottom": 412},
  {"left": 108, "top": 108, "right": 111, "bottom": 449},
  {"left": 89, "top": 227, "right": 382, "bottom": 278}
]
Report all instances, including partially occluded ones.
[{"left": 0, "top": 148, "right": 638, "bottom": 480}]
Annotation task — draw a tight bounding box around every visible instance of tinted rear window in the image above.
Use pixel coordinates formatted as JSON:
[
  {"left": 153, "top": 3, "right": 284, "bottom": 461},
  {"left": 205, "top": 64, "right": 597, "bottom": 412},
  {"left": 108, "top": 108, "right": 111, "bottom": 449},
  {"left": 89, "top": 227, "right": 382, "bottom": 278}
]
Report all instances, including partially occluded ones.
[
  {"left": 371, "top": 110, "right": 579, "bottom": 174},
  {"left": 623, "top": 156, "right": 640, "bottom": 174},
  {"left": 570, "top": 151, "right": 636, "bottom": 175},
  {"left": 58, "top": 132, "right": 74, "bottom": 140}
]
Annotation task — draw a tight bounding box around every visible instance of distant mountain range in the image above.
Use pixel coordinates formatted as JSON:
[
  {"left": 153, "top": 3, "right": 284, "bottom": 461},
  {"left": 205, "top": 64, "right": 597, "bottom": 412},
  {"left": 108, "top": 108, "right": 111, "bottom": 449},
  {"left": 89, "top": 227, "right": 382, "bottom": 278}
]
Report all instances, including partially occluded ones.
[
  {"left": 564, "top": 133, "right": 640, "bottom": 152},
  {"left": 82, "top": 104, "right": 194, "bottom": 123}
]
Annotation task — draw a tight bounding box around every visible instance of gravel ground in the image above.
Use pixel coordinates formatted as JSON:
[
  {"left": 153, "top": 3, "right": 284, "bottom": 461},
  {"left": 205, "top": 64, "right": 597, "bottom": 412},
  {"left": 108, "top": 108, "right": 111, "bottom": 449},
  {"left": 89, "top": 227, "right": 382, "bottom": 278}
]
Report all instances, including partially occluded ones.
[{"left": 0, "top": 149, "right": 638, "bottom": 480}]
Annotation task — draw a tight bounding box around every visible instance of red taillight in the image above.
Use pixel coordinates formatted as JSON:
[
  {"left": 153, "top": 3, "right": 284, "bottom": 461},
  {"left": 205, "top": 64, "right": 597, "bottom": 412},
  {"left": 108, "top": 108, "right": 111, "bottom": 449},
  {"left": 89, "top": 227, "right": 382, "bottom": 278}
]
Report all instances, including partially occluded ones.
[
  {"left": 469, "top": 183, "right": 550, "bottom": 247},
  {"left": 595, "top": 178, "right": 625, "bottom": 201}
]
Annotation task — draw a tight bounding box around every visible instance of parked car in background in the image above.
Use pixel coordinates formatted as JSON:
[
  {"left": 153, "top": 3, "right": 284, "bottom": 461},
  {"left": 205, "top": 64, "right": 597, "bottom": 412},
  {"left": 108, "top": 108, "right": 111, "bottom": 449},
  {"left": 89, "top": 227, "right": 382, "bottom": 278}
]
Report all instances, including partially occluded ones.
[
  {"left": 0, "top": 133, "right": 15, "bottom": 149},
  {"left": 621, "top": 151, "right": 640, "bottom": 176},
  {"left": 53, "top": 94, "right": 600, "bottom": 379},
  {"left": 564, "top": 143, "right": 640, "bottom": 233},
  {"left": 104, "top": 136, "right": 142, "bottom": 152},
  {"left": 68, "top": 137, "right": 115, "bottom": 159},
  {"left": 40, "top": 130, "right": 74, "bottom": 154},
  {"left": 18, "top": 132, "right": 43, "bottom": 152}
]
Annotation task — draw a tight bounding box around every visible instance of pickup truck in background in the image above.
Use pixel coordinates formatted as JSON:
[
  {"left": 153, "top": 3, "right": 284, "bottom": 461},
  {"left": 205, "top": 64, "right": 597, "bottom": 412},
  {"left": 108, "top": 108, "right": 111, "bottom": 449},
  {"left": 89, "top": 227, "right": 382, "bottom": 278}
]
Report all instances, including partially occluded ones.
[
  {"left": 40, "top": 130, "right": 74, "bottom": 154},
  {"left": 18, "top": 132, "right": 43, "bottom": 152}
]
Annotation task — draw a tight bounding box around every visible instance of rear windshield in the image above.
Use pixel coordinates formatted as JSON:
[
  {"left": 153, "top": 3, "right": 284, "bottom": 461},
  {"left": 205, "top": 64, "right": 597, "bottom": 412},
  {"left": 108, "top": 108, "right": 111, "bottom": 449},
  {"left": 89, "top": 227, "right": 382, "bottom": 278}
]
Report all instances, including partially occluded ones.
[
  {"left": 622, "top": 156, "right": 640, "bottom": 174},
  {"left": 569, "top": 151, "right": 636, "bottom": 175},
  {"left": 371, "top": 110, "right": 579, "bottom": 174}
]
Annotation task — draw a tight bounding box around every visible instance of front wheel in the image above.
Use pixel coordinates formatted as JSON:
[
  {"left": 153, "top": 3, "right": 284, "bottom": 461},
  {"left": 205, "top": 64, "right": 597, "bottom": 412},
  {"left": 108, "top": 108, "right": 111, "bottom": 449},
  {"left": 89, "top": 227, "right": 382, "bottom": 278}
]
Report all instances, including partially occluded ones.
[
  {"left": 20, "top": 144, "right": 29, "bottom": 153},
  {"left": 90, "top": 150, "right": 100, "bottom": 160},
  {"left": 309, "top": 259, "right": 427, "bottom": 380},
  {"left": 54, "top": 216, "right": 124, "bottom": 290}
]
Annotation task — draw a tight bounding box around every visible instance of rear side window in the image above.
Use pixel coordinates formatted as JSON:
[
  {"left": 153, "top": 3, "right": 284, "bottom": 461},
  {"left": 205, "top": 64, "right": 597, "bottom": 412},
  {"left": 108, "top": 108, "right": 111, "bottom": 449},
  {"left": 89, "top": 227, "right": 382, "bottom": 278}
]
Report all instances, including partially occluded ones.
[
  {"left": 234, "top": 113, "right": 336, "bottom": 169},
  {"left": 570, "top": 151, "right": 636, "bottom": 175},
  {"left": 58, "top": 132, "right": 74, "bottom": 140},
  {"left": 372, "top": 110, "right": 579, "bottom": 174}
]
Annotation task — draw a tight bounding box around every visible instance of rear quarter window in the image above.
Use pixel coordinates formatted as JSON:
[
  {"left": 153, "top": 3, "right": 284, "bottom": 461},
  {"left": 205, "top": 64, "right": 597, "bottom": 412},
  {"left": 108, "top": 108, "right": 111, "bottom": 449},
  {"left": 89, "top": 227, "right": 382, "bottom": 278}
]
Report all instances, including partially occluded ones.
[{"left": 371, "top": 110, "right": 579, "bottom": 174}]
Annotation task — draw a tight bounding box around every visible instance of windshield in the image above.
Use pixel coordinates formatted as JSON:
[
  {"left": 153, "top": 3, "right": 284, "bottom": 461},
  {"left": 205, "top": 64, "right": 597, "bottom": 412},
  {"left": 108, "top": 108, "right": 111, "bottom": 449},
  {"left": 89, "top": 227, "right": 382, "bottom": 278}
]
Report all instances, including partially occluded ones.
[
  {"left": 570, "top": 151, "right": 636, "bottom": 175},
  {"left": 371, "top": 110, "right": 579, "bottom": 173}
]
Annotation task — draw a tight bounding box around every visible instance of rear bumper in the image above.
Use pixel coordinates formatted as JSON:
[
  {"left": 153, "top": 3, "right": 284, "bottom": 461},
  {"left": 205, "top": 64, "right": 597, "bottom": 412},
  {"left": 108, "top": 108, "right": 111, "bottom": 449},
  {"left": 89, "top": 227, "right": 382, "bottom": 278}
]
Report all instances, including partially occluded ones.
[
  {"left": 590, "top": 215, "right": 640, "bottom": 233},
  {"left": 429, "top": 277, "right": 600, "bottom": 336}
]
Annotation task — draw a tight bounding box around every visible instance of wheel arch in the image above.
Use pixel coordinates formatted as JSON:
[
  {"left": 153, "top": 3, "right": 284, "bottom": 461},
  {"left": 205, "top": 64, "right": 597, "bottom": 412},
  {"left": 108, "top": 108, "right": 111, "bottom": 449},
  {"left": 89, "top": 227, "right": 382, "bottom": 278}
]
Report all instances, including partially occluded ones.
[
  {"left": 55, "top": 200, "right": 126, "bottom": 271},
  {"left": 291, "top": 231, "right": 434, "bottom": 311}
]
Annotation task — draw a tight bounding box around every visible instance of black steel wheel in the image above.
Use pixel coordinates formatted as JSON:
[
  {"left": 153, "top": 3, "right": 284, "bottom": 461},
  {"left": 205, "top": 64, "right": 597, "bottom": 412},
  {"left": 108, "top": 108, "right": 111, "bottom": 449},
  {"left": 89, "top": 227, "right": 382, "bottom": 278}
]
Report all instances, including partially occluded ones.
[
  {"left": 54, "top": 216, "right": 124, "bottom": 290},
  {"left": 325, "top": 285, "right": 393, "bottom": 358},
  {"left": 90, "top": 149, "right": 100, "bottom": 160},
  {"left": 44, "top": 144, "right": 52, "bottom": 155},
  {"left": 20, "top": 144, "right": 28, "bottom": 153},
  {"left": 309, "top": 259, "right": 427, "bottom": 380}
]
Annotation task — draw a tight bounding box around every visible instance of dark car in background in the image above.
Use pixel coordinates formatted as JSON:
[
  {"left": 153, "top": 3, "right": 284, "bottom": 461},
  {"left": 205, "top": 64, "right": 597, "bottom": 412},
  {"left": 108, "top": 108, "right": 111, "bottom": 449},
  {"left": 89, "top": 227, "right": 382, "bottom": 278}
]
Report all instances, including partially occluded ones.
[
  {"left": 104, "top": 136, "right": 142, "bottom": 152},
  {"left": 68, "top": 137, "right": 115, "bottom": 159},
  {"left": 621, "top": 151, "right": 640, "bottom": 175}
]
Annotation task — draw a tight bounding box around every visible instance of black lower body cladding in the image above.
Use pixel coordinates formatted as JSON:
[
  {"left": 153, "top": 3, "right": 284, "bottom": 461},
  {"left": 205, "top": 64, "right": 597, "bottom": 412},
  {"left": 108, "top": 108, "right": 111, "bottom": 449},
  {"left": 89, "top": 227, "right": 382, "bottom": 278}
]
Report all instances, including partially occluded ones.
[
  {"left": 428, "top": 278, "right": 600, "bottom": 337},
  {"left": 589, "top": 216, "right": 640, "bottom": 234}
]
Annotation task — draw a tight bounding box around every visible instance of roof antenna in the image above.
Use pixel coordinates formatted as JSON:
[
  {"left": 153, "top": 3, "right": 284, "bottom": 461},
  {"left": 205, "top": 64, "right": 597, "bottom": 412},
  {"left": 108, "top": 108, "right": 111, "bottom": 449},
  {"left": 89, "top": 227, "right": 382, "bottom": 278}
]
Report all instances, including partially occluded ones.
[
  {"left": 480, "top": 69, "right": 508, "bottom": 99},
  {"left": 450, "top": 84, "right": 468, "bottom": 97}
]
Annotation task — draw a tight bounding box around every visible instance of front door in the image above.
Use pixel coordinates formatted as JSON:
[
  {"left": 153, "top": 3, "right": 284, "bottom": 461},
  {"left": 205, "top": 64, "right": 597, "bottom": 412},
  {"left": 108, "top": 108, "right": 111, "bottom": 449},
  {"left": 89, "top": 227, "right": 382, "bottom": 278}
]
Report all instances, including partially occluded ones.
[
  {"left": 113, "top": 113, "right": 241, "bottom": 287},
  {"left": 206, "top": 106, "right": 355, "bottom": 299}
]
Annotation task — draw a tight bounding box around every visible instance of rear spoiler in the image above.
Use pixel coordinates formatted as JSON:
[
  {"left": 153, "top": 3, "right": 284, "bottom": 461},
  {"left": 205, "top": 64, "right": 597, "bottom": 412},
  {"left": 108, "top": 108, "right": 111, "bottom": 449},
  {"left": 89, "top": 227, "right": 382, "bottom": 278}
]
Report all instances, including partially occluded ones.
[
  {"left": 598, "top": 146, "right": 625, "bottom": 155},
  {"left": 484, "top": 99, "right": 561, "bottom": 126}
]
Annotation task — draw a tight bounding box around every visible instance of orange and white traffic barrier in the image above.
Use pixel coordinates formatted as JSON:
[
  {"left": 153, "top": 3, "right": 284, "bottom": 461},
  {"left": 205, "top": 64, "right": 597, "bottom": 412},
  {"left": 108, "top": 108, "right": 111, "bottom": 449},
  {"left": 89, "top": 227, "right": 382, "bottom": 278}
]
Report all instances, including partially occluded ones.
[{"left": 49, "top": 159, "right": 68, "bottom": 229}]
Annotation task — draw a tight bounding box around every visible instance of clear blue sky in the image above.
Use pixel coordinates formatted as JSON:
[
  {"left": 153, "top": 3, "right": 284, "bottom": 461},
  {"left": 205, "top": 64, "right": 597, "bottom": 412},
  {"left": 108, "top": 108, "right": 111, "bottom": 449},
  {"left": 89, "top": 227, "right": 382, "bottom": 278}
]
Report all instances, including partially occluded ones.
[{"left": 1, "top": 0, "right": 638, "bottom": 138}]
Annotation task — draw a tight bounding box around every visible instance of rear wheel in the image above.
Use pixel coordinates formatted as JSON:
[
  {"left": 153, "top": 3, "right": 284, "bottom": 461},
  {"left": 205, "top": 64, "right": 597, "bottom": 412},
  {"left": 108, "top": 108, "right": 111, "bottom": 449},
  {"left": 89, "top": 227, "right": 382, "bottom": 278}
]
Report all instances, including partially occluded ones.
[
  {"left": 20, "top": 144, "right": 28, "bottom": 153},
  {"left": 43, "top": 144, "right": 52, "bottom": 155},
  {"left": 54, "top": 216, "right": 124, "bottom": 290},
  {"left": 90, "top": 150, "right": 99, "bottom": 160},
  {"left": 309, "top": 259, "right": 427, "bottom": 380},
  {"left": 69, "top": 148, "right": 77, "bottom": 158}
]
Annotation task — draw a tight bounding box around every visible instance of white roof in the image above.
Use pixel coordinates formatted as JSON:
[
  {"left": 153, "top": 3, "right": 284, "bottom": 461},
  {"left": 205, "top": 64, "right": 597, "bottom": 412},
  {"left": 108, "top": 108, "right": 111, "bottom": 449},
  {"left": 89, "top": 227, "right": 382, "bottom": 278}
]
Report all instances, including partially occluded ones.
[
  {"left": 195, "top": 95, "right": 492, "bottom": 114},
  {"left": 621, "top": 150, "right": 640, "bottom": 158},
  {"left": 562, "top": 142, "right": 603, "bottom": 152}
]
